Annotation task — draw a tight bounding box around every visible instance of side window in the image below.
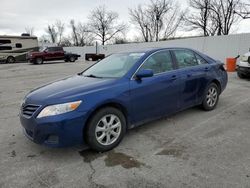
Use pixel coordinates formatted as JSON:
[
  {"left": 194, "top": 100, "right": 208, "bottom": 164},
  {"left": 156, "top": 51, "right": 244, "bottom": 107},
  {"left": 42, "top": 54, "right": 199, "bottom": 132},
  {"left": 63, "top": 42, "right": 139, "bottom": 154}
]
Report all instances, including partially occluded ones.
[
  {"left": 195, "top": 54, "right": 207, "bottom": 65},
  {"left": 173, "top": 50, "right": 198, "bottom": 68},
  {"left": 47, "top": 48, "right": 53, "bottom": 52},
  {"left": 140, "top": 51, "right": 173, "bottom": 74},
  {"left": 0, "top": 46, "right": 12, "bottom": 51},
  {"left": 16, "top": 43, "right": 22, "bottom": 48}
]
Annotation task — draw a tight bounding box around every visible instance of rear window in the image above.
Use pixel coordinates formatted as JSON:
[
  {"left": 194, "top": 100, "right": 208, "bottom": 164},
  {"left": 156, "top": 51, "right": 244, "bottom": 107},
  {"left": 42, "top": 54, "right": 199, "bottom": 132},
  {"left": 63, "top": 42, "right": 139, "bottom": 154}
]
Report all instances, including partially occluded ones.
[
  {"left": 0, "top": 46, "right": 12, "bottom": 51},
  {"left": 0, "top": 39, "right": 11, "bottom": 45},
  {"left": 173, "top": 50, "right": 198, "bottom": 68}
]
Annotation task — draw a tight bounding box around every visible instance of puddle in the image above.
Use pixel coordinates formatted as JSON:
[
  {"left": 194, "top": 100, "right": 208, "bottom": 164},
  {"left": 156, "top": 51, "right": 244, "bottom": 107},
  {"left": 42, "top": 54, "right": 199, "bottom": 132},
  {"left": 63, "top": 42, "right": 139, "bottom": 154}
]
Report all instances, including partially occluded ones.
[
  {"left": 9, "top": 141, "right": 16, "bottom": 146},
  {"left": 105, "top": 151, "right": 144, "bottom": 169},
  {"left": 9, "top": 150, "right": 16, "bottom": 157},
  {"left": 79, "top": 150, "right": 144, "bottom": 169},
  {"left": 27, "top": 154, "right": 37, "bottom": 158},
  {"left": 79, "top": 150, "right": 102, "bottom": 163},
  {"left": 156, "top": 145, "right": 186, "bottom": 158}
]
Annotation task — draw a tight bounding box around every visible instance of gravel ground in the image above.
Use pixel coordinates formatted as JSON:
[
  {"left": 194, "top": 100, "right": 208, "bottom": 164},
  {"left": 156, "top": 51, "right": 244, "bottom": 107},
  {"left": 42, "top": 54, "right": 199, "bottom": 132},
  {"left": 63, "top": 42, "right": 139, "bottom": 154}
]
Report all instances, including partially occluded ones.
[{"left": 0, "top": 60, "right": 250, "bottom": 188}]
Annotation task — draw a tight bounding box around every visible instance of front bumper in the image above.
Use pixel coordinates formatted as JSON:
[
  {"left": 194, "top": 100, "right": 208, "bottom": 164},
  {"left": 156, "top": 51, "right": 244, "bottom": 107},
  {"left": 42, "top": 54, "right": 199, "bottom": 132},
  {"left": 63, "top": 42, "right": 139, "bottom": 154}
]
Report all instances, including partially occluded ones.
[
  {"left": 26, "top": 57, "right": 35, "bottom": 63},
  {"left": 20, "top": 110, "right": 88, "bottom": 147},
  {"left": 237, "top": 66, "right": 250, "bottom": 76}
]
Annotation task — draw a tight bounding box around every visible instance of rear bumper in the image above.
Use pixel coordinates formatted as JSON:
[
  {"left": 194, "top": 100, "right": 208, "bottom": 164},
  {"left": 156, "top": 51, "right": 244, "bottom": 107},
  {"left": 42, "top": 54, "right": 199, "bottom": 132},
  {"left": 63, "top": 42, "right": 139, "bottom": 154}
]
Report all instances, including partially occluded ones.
[{"left": 20, "top": 110, "right": 88, "bottom": 147}]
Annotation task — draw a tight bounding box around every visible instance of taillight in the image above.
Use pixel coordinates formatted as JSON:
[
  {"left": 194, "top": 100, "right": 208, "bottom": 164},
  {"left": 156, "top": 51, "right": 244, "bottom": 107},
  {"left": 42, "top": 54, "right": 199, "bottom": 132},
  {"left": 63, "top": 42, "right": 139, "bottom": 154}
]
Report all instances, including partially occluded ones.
[{"left": 219, "top": 64, "right": 226, "bottom": 71}]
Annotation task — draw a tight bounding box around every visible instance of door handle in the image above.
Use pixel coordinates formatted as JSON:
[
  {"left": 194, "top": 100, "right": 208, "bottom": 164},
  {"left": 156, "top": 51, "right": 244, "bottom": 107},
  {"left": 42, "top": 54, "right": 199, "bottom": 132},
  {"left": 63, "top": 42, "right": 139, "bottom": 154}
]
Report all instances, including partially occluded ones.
[
  {"left": 170, "top": 75, "right": 177, "bottom": 80},
  {"left": 204, "top": 67, "right": 209, "bottom": 72}
]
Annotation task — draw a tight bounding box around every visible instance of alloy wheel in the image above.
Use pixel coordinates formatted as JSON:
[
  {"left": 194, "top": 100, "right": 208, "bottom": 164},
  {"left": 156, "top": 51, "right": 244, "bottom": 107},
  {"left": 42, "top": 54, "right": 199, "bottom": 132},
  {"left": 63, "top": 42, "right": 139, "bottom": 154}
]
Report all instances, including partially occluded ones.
[
  {"left": 206, "top": 86, "right": 218, "bottom": 107},
  {"left": 95, "top": 114, "right": 122, "bottom": 146}
]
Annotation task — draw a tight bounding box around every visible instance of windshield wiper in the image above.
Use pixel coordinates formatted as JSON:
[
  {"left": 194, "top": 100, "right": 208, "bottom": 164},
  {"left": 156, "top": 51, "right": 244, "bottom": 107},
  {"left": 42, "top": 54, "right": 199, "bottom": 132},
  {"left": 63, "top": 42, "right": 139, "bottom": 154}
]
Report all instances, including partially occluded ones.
[{"left": 83, "top": 74, "right": 103, "bottom": 78}]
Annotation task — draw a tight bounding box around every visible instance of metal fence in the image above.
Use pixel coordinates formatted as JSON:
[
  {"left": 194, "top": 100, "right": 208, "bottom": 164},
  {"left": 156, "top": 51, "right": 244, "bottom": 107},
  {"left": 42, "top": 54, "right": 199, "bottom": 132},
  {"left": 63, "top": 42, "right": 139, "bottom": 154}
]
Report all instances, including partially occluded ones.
[{"left": 64, "top": 33, "right": 250, "bottom": 62}]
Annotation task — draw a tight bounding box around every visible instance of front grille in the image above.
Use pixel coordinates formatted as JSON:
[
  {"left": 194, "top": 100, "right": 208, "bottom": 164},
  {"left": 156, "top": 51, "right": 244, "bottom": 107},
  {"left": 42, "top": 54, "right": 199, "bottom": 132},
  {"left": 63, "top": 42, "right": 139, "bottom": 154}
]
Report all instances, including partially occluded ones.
[{"left": 22, "top": 104, "right": 40, "bottom": 118}]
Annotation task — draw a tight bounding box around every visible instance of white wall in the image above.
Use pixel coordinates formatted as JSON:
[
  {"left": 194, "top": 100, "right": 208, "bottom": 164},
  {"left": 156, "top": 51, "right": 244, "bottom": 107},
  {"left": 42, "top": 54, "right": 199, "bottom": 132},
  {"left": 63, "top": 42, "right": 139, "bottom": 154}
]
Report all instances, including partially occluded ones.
[{"left": 64, "top": 33, "right": 250, "bottom": 62}]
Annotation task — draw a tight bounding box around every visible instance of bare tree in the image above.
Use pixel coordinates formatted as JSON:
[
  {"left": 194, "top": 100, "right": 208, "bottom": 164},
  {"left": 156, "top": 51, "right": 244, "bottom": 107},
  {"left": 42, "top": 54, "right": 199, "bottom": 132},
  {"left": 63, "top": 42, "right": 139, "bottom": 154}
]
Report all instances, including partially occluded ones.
[
  {"left": 25, "top": 27, "right": 35, "bottom": 36},
  {"left": 77, "top": 23, "right": 94, "bottom": 46},
  {"left": 185, "top": 0, "right": 217, "bottom": 36},
  {"left": 186, "top": 0, "right": 250, "bottom": 36},
  {"left": 60, "top": 36, "right": 72, "bottom": 47},
  {"left": 129, "top": 0, "right": 184, "bottom": 42},
  {"left": 129, "top": 5, "right": 152, "bottom": 42},
  {"left": 55, "top": 20, "right": 65, "bottom": 45},
  {"left": 147, "top": 0, "right": 172, "bottom": 41},
  {"left": 88, "top": 5, "right": 126, "bottom": 45},
  {"left": 45, "top": 25, "right": 57, "bottom": 43},
  {"left": 69, "top": 20, "right": 94, "bottom": 46},
  {"left": 210, "top": 0, "right": 239, "bottom": 35}
]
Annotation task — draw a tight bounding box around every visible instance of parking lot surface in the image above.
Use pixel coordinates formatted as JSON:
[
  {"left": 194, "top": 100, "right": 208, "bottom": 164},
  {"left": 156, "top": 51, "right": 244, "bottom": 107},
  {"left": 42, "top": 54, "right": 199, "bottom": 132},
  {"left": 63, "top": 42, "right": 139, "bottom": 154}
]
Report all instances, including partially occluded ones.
[{"left": 0, "top": 61, "right": 250, "bottom": 188}]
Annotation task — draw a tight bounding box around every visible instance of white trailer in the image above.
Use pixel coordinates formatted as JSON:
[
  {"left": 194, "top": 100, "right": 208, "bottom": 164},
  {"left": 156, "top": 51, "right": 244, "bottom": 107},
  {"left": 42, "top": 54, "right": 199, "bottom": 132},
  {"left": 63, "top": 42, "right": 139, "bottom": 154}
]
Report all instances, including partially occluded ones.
[{"left": 0, "top": 35, "right": 38, "bottom": 63}]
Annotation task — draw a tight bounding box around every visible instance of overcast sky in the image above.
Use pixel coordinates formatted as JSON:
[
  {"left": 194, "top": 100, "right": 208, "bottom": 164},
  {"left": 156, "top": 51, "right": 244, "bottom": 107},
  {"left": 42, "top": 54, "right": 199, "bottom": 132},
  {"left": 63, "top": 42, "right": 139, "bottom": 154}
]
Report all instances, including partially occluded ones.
[{"left": 1, "top": 0, "right": 250, "bottom": 40}]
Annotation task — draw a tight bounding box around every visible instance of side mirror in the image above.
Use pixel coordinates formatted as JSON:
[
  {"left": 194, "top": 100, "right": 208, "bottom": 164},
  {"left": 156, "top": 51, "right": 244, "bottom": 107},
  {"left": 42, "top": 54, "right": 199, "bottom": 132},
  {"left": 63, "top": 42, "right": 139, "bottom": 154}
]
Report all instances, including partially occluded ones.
[{"left": 135, "top": 69, "right": 153, "bottom": 80}]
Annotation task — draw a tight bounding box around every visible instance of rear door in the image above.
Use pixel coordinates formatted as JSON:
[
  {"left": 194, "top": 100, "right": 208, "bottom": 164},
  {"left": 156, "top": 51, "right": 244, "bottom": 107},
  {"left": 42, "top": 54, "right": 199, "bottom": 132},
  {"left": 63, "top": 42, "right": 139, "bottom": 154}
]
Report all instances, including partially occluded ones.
[
  {"left": 129, "top": 50, "right": 181, "bottom": 124},
  {"left": 171, "top": 49, "right": 209, "bottom": 109}
]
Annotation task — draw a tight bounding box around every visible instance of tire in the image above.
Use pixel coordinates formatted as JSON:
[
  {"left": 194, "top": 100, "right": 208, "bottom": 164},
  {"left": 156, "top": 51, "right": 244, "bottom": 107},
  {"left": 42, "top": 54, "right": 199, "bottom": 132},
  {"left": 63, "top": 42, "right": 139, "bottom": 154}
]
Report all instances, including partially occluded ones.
[
  {"left": 69, "top": 56, "right": 76, "bottom": 62},
  {"left": 86, "top": 107, "right": 126, "bottom": 152},
  {"left": 35, "top": 57, "right": 43, "bottom": 65},
  {"left": 202, "top": 83, "right": 219, "bottom": 111},
  {"left": 237, "top": 71, "right": 245, "bottom": 79},
  {"left": 6, "top": 56, "right": 15, "bottom": 63}
]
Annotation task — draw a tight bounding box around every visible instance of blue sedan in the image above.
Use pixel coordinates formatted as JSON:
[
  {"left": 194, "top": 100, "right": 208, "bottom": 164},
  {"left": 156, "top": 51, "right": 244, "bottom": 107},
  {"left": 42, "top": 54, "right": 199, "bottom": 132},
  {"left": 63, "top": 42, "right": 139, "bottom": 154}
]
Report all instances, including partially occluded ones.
[{"left": 20, "top": 48, "right": 228, "bottom": 151}]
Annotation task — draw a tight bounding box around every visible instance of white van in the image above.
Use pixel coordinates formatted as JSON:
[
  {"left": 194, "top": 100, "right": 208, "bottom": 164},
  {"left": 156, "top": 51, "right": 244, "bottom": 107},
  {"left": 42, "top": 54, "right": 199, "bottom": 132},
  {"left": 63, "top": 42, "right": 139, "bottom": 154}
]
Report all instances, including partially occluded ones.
[
  {"left": 0, "top": 35, "right": 38, "bottom": 63},
  {"left": 237, "top": 51, "right": 250, "bottom": 78}
]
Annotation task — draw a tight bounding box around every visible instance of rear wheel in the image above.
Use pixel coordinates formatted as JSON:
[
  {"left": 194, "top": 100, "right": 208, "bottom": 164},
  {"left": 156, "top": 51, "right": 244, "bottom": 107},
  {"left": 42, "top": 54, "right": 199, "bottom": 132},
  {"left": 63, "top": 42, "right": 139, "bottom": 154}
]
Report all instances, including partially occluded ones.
[
  {"left": 86, "top": 107, "right": 126, "bottom": 152},
  {"left": 202, "top": 83, "right": 219, "bottom": 111},
  {"left": 69, "top": 56, "right": 76, "bottom": 62},
  {"left": 6, "top": 56, "right": 15, "bottom": 63},
  {"left": 35, "top": 57, "right": 43, "bottom": 65}
]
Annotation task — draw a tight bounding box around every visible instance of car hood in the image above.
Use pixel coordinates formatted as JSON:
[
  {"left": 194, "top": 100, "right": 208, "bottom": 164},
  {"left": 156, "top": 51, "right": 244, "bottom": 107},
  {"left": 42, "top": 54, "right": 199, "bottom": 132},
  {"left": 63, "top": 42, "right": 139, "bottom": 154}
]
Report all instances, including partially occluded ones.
[
  {"left": 25, "top": 75, "right": 117, "bottom": 104},
  {"left": 29, "top": 51, "right": 44, "bottom": 56}
]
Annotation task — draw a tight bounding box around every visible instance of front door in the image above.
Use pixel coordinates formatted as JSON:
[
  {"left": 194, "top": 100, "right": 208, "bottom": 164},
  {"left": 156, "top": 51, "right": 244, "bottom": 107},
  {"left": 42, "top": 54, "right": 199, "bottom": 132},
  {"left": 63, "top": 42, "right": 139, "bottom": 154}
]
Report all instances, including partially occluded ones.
[{"left": 129, "top": 50, "right": 181, "bottom": 124}]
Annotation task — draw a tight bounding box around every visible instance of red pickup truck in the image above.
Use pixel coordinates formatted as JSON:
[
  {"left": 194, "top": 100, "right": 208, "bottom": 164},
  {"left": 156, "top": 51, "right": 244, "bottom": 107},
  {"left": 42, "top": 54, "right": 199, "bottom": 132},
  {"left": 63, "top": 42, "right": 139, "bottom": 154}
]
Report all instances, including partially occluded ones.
[{"left": 27, "top": 46, "right": 81, "bottom": 64}]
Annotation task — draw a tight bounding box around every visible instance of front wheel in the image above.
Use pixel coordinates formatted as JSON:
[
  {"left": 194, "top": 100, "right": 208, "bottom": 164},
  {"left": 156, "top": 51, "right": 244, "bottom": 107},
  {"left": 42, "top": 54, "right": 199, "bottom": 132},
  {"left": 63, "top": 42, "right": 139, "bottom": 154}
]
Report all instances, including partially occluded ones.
[
  {"left": 35, "top": 57, "right": 43, "bottom": 65},
  {"left": 86, "top": 107, "right": 126, "bottom": 152},
  {"left": 202, "top": 83, "right": 219, "bottom": 111},
  {"left": 6, "top": 56, "right": 15, "bottom": 63}
]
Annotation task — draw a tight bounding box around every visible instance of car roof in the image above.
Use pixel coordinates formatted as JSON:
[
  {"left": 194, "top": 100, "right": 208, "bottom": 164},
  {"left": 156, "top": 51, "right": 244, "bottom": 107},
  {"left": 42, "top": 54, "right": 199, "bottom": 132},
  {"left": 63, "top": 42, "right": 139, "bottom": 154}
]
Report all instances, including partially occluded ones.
[{"left": 120, "top": 47, "right": 196, "bottom": 54}]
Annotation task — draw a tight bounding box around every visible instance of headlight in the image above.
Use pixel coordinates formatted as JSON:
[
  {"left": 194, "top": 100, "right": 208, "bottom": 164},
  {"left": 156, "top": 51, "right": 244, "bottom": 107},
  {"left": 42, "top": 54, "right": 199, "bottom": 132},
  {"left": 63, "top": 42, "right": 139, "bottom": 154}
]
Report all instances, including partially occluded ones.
[{"left": 37, "top": 100, "right": 82, "bottom": 118}]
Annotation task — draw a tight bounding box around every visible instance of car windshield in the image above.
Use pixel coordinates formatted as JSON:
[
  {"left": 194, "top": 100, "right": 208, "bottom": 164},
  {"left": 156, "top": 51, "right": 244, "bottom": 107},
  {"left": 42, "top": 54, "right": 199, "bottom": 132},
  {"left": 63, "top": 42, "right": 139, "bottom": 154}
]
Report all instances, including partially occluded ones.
[
  {"left": 82, "top": 53, "right": 145, "bottom": 78},
  {"left": 39, "top": 47, "right": 47, "bottom": 52}
]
